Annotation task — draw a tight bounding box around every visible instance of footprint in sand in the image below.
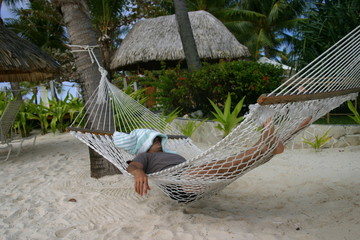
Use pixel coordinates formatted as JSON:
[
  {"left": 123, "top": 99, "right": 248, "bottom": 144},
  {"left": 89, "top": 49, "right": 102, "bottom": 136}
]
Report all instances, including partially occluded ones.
[
  {"left": 3, "top": 208, "right": 26, "bottom": 224},
  {"left": 55, "top": 226, "right": 76, "bottom": 238},
  {"left": 65, "top": 195, "right": 135, "bottom": 225}
]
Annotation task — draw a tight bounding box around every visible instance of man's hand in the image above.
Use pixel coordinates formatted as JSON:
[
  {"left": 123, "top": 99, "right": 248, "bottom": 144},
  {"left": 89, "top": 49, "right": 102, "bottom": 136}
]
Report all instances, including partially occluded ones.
[{"left": 127, "top": 162, "right": 151, "bottom": 196}]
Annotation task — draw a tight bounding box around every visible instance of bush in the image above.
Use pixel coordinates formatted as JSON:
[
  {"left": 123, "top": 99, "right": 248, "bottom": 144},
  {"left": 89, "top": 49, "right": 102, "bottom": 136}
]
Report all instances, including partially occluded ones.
[
  {"left": 139, "top": 60, "right": 284, "bottom": 115},
  {"left": 144, "top": 65, "right": 193, "bottom": 114},
  {"left": 209, "top": 93, "right": 245, "bottom": 137},
  {"left": 190, "top": 61, "right": 284, "bottom": 113}
]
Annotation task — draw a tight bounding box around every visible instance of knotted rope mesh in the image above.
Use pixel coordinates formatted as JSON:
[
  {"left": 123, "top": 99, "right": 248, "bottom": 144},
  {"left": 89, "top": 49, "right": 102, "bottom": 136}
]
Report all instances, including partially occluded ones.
[{"left": 68, "top": 26, "right": 360, "bottom": 203}]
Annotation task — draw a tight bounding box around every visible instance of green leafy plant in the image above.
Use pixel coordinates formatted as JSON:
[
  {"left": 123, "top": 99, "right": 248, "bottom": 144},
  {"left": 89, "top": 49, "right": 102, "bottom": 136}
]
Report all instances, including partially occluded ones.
[
  {"left": 26, "top": 101, "right": 51, "bottom": 135},
  {"left": 0, "top": 92, "right": 8, "bottom": 116},
  {"left": 48, "top": 94, "right": 73, "bottom": 133},
  {"left": 161, "top": 107, "right": 182, "bottom": 123},
  {"left": 13, "top": 103, "right": 34, "bottom": 137},
  {"left": 140, "top": 61, "right": 283, "bottom": 114},
  {"left": 302, "top": 129, "right": 332, "bottom": 151},
  {"left": 125, "top": 86, "right": 148, "bottom": 106},
  {"left": 1, "top": 92, "right": 85, "bottom": 136},
  {"left": 66, "top": 95, "right": 84, "bottom": 125},
  {"left": 209, "top": 93, "right": 245, "bottom": 137},
  {"left": 176, "top": 119, "right": 207, "bottom": 137},
  {"left": 11, "top": 95, "right": 38, "bottom": 137},
  {"left": 347, "top": 100, "right": 360, "bottom": 124}
]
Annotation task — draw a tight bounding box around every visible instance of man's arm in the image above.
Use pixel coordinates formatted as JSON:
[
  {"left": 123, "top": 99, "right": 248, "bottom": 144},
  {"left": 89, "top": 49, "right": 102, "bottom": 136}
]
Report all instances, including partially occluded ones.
[{"left": 127, "top": 161, "right": 151, "bottom": 196}]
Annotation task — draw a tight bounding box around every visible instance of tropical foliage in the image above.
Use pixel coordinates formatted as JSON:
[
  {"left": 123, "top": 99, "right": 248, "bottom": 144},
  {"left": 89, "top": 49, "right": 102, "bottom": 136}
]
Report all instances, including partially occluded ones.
[
  {"left": 175, "top": 118, "right": 207, "bottom": 137},
  {"left": 5, "top": 0, "right": 65, "bottom": 49},
  {"left": 302, "top": 129, "right": 332, "bottom": 151},
  {"left": 48, "top": 94, "right": 83, "bottom": 133},
  {"left": 0, "top": 93, "right": 84, "bottom": 135},
  {"left": 0, "top": 92, "right": 9, "bottom": 116},
  {"left": 186, "top": 0, "right": 238, "bottom": 14},
  {"left": 141, "top": 60, "right": 283, "bottom": 114},
  {"left": 294, "top": 0, "right": 360, "bottom": 68},
  {"left": 347, "top": 100, "right": 360, "bottom": 124},
  {"left": 220, "top": 0, "right": 307, "bottom": 60},
  {"left": 161, "top": 107, "right": 182, "bottom": 123},
  {"left": 209, "top": 93, "right": 245, "bottom": 137},
  {"left": 4, "top": 0, "right": 77, "bottom": 101},
  {"left": 3, "top": 0, "right": 359, "bottom": 72}
]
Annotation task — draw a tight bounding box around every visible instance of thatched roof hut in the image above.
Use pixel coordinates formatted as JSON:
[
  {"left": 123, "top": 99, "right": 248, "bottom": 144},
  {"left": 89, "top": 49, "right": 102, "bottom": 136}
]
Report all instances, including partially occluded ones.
[
  {"left": 0, "top": 24, "right": 59, "bottom": 82},
  {"left": 110, "top": 10, "right": 250, "bottom": 71}
]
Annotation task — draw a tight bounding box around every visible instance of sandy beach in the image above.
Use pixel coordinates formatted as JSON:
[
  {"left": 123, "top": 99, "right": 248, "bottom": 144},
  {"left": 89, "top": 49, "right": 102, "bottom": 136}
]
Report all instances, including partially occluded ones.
[{"left": 0, "top": 132, "right": 359, "bottom": 240}]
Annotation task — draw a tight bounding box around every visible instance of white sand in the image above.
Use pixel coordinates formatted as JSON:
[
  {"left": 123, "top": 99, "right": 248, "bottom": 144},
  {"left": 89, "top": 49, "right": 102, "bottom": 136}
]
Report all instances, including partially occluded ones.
[{"left": 1, "top": 133, "right": 359, "bottom": 240}]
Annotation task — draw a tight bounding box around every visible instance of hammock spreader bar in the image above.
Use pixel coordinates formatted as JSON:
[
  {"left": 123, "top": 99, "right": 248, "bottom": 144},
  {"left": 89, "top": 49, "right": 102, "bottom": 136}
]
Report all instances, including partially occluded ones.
[
  {"left": 258, "top": 87, "right": 360, "bottom": 105},
  {"left": 66, "top": 127, "right": 189, "bottom": 139}
]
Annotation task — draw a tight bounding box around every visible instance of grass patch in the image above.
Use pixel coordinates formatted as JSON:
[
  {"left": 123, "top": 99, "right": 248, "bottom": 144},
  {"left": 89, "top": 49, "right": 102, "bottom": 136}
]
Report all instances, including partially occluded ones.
[{"left": 314, "top": 115, "right": 358, "bottom": 125}]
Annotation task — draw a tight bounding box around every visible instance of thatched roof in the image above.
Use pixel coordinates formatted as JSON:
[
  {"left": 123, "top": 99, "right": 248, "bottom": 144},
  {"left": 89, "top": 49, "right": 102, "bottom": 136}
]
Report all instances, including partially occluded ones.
[
  {"left": 0, "top": 24, "right": 59, "bottom": 82},
  {"left": 110, "top": 10, "right": 250, "bottom": 71}
]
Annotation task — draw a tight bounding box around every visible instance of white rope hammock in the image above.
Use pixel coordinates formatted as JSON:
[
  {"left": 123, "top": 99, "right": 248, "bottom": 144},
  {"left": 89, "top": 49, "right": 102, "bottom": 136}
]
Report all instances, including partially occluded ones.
[{"left": 68, "top": 26, "right": 360, "bottom": 203}]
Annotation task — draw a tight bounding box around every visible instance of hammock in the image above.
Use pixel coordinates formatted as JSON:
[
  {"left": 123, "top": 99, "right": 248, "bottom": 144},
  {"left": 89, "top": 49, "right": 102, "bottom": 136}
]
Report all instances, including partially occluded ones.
[{"left": 68, "top": 26, "right": 360, "bottom": 203}]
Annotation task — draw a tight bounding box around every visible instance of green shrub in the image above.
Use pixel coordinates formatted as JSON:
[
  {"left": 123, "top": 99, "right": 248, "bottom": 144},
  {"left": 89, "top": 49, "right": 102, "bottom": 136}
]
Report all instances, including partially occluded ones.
[
  {"left": 26, "top": 101, "right": 51, "bottom": 135},
  {"left": 302, "top": 129, "right": 332, "bottom": 151},
  {"left": 139, "top": 60, "right": 284, "bottom": 115},
  {"left": 14, "top": 101, "right": 35, "bottom": 137},
  {"left": 175, "top": 119, "right": 207, "bottom": 137},
  {"left": 160, "top": 107, "right": 182, "bottom": 123},
  {"left": 209, "top": 93, "right": 245, "bottom": 137},
  {"left": 0, "top": 92, "right": 8, "bottom": 115},
  {"left": 191, "top": 61, "right": 283, "bottom": 112},
  {"left": 141, "top": 66, "right": 193, "bottom": 114},
  {"left": 0, "top": 92, "right": 84, "bottom": 135},
  {"left": 347, "top": 100, "right": 360, "bottom": 124}
]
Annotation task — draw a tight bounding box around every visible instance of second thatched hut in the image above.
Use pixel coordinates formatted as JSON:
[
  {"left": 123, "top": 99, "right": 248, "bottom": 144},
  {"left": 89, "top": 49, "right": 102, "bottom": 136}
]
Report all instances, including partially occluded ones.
[
  {"left": 110, "top": 10, "right": 250, "bottom": 71},
  {"left": 0, "top": 24, "right": 59, "bottom": 83}
]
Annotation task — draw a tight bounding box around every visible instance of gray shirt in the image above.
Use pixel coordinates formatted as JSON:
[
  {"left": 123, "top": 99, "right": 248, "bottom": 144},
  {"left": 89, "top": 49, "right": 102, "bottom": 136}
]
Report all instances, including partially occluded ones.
[{"left": 132, "top": 152, "right": 186, "bottom": 174}]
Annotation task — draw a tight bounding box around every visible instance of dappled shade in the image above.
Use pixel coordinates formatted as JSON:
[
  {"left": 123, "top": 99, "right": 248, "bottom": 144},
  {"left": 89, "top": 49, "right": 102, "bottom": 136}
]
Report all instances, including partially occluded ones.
[
  {"left": 0, "top": 24, "right": 59, "bottom": 82},
  {"left": 110, "top": 10, "right": 250, "bottom": 71}
]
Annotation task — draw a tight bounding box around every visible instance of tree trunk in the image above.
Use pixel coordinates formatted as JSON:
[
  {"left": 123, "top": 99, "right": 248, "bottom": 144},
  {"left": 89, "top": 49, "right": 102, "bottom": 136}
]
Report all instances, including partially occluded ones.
[
  {"left": 173, "top": 0, "right": 202, "bottom": 72},
  {"left": 54, "top": 0, "right": 120, "bottom": 178},
  {"left": 10, "top": 82, "right": 23, "bottom": 99},
  {"left": 89, "top": 149, "right": 119, "bottom": 178},
  {"left": 49, "top": 80, "right": 58, "bottom": 101},
  {"left": 98, "top": 35, "right": 114, "bottom": 77}
]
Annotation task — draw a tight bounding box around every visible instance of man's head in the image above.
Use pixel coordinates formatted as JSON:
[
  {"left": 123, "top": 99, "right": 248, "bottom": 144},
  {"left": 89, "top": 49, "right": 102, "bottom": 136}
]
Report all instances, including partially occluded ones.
[
  {"left": 147, "top": 136, "right": 163, "bottom": 153},
  {"left": 114, "top": 129, "right": 172, "bottom": 155}
]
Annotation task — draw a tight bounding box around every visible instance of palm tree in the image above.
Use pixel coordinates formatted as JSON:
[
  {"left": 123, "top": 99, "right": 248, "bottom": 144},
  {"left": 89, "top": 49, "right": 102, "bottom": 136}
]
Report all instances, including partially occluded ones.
[
  {"left": 4, "top": 0, "right": 69, "bottom": 101},
  {"left": 186, "top": 0, "right": 238, "bottom": 15},
  {"left": 293, "top": 0, "right": 360, "bottom": 68},
  {"left": 222, "top": 0, "right": 307, "bottom": 60},
  {"left": 5, "top": 0, "right": 66, "bottom": 49},
  {"left": 0, "top": 0, "right": 21, "bottom": 23},
  {"left": 173, "top": 0, "right": 202, "bottom": 72},
  {"left": 87, "top": 0, "right": 129, "bottom": 75},
  {"left": 53, "top": 0, "right": 120, "bottom": 178}
]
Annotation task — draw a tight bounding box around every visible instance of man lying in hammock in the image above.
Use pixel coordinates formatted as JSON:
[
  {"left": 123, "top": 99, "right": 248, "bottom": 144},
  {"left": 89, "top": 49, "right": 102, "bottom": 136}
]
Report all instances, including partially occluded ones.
[{"left": 114, "top": 118, "right": 311, "bottom": 198}]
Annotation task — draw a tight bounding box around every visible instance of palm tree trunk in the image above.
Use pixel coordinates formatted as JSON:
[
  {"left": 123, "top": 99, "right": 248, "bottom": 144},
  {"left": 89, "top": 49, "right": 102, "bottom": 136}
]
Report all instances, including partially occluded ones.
[
  {"left": 10, "top": 82, "right": 22, "bottom": 99},
  {"left": 173, "top": 0, "right": 202, "bottom": 72},
  {"left": 53, "top": 0, "right": 119, "bottom": 178}
]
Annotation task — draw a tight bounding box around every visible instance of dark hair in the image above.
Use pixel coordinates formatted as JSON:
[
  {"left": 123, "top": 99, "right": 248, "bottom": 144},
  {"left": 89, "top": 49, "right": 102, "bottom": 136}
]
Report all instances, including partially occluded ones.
[{"left": 153, "top": 136, "right": 162, "bottom": 143}]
